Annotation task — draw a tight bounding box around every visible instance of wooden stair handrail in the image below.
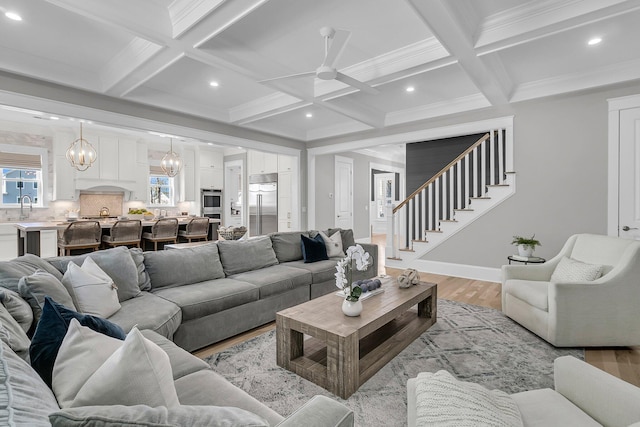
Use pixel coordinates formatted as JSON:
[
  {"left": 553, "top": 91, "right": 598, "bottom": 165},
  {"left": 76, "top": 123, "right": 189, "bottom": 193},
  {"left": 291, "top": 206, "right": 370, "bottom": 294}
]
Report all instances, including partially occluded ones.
[{"left": 393, "top": 132, "right": 491, "bottom": 214}]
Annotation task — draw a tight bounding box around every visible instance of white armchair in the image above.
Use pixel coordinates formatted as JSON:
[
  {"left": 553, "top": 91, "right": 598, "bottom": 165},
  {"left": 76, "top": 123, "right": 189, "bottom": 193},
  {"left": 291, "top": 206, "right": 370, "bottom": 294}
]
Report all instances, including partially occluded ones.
[{"left": 502, "top": 233, "right": 640, "bottom": 347}]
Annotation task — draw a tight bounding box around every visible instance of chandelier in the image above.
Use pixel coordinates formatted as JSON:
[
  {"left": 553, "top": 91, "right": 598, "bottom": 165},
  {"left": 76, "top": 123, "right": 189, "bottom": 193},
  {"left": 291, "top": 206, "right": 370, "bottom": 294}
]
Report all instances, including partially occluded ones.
[
  {"left": 161, "top": 138, "right": 182, "bottom": 177},
  {"left": 66, "top": 123, "right": 97, "bottom": 171}
]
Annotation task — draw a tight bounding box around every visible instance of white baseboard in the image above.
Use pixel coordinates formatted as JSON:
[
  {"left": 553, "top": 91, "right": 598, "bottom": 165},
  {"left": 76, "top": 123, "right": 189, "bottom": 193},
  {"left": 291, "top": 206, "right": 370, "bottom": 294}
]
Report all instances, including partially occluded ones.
[{"left": 403, "top": 259, "right": 502, "bottom": 283}]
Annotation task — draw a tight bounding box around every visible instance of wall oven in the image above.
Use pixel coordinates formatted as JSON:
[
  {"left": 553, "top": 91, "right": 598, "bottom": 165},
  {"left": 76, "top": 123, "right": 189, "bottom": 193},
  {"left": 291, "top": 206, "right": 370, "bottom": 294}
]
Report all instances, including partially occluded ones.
[{"left": 201, "top": 189, "right": 222, "bottom": 220}]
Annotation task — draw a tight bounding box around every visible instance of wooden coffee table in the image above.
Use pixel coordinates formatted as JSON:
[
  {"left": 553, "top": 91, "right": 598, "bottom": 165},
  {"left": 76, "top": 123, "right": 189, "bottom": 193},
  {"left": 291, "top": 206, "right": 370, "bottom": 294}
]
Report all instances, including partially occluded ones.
[{"left": 276, "top": 279, "right": 437, "bottom": 398}]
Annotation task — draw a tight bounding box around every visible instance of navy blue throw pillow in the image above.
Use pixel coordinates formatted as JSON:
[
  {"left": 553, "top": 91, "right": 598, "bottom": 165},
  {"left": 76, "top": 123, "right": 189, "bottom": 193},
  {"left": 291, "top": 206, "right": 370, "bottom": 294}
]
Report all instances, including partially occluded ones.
[
  {"left": 301, "top": 234, "right": 329, "bottom": 263},
  {"left": 29, "top": 296, "right": 126, "bottom": 387}
]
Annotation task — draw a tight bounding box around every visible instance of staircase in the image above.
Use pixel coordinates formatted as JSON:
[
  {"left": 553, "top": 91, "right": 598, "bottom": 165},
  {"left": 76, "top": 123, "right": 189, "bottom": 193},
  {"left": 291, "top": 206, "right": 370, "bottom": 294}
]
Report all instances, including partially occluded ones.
[{"left": 385, "top": 129, "right": 515, "bottom": 269}]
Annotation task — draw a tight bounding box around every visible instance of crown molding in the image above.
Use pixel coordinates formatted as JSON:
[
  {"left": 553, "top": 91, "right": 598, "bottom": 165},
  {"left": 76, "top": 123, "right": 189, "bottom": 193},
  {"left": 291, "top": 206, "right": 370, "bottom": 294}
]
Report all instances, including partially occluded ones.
[
  {"left": 385, "top": 94, "right": 490, "bottom": 127},
  {"left": 511, "top": 57, "right": 640, "bottom": 102}
]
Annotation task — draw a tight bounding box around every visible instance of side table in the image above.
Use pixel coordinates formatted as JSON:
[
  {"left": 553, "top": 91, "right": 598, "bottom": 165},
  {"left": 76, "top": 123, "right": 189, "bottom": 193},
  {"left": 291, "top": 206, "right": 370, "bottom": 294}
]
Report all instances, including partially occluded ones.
[{"left": 508, "top": 255, "right": 546, "bottom": 265}]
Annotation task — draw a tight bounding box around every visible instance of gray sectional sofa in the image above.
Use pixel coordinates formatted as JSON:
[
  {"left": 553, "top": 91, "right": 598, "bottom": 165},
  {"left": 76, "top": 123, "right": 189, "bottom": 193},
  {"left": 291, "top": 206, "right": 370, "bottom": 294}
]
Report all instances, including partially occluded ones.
[{"left": 0, "top": 228, "right": 375, "bottom": 426}]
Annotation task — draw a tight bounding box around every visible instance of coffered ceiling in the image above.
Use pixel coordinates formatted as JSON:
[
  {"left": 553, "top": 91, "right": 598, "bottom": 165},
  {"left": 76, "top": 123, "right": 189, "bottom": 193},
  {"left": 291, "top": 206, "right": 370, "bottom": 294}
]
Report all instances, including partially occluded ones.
[{"left": 0, "top": 0, "right": 639, "bottom": 144}]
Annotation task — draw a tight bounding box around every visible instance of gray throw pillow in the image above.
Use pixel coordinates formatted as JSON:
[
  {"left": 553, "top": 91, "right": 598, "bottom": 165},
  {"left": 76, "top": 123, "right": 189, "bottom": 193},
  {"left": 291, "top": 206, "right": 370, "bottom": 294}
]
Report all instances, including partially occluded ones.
[
  {"left": 270, "top": 231, "right": 310, "bottom": 262},
  {"left": 0, "top": 288, "right": 33, "bottom": 333},
  {"left": 128, "top": 248, "right": 151, "bottom": 291},
  {"left": 47, "top": 247, "right": 141, "bottom": 302},
  {"left": 18, "top": 270, "right": 77, "bottom": 322},
  {"left": 0, "top": 303, "right": 31, "bottom": 360},
  {"left": 144, "top": 243, "right": 225, "bottom": 290},
  {"left": 49, "top": 404, "right": 269, "bottom": 427},
  {"left": 0, "top": 254, "right": 64, "bottom": 293},
  {"left": 218, "top": 236, "right": 279, "bottom": 276}
]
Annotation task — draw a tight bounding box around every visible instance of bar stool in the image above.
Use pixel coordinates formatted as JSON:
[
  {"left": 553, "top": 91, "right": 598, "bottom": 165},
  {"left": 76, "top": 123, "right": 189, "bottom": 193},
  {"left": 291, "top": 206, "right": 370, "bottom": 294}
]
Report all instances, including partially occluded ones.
[
  {"left": 102, "top": 220, "right": 142, "bottom": 248},
  {"left": 178, "top": 217, "right": 210, "bottom": 243},
  {"left": 57, "top": 221, "right": 101, "bottom": 256},
  {"left": 142, "top": 218, "right": 179, "bottom": 251}
]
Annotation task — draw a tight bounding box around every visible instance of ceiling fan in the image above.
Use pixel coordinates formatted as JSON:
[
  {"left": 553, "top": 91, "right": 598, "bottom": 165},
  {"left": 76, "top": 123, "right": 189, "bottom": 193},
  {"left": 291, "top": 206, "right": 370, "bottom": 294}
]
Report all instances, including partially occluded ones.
[{"left": 260, "top": 26, "right": 379, "bottom": 95}]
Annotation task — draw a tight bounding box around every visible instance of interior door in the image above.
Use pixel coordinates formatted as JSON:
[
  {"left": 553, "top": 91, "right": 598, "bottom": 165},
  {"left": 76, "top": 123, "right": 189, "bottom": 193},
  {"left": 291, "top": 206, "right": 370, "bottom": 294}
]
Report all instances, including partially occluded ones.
[
  {"left": 335, "top": 156, "right": 353, "bottom": 230},
  {"left": 619, "top": 107, "right": 640, "bottom": 239},
  {"left": 372, "top": 173, "right": 395, "bottom": 233}
]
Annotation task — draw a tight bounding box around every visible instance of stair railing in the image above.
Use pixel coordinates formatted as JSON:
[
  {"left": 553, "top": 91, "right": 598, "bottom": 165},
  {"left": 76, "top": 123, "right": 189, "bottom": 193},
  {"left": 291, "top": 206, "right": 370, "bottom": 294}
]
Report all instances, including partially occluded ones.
[{"left": 386, "top": 129, "right": 509, "bottom": 259}]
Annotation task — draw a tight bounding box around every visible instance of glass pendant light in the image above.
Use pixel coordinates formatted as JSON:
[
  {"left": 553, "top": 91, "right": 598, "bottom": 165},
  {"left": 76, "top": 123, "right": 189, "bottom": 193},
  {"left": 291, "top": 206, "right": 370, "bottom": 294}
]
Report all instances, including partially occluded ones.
[
  {"left": 66, "top": 122, "right": 97, "bottom": 171},
  {"left": 161, "top": 138, "right": 182, "bottom": 177}
]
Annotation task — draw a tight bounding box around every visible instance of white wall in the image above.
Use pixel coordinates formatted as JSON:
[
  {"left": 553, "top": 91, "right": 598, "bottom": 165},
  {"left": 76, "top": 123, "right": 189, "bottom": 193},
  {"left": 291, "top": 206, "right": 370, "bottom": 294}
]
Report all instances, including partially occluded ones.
[
  {"left": 314, "top": 152, "right": 404, "bottom": 239},
  {"left": 424, "top": 83, "right": 640, "bottom": 268}
]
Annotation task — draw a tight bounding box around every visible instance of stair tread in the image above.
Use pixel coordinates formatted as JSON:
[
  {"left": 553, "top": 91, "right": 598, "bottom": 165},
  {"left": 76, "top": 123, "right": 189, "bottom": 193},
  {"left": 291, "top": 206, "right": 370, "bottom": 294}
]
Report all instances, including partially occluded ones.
[
  {"left": 399, "top": 248, "right": 415, "bottom": 252},
  {"left": 454, "top": 208, "right": 474, "bottom": 211},
  {"left": 471, "top": 196, "right": 491, "bottom": 199},
  {"left": 425, "top": 229, "right": 443, "bottom": 233},
  {"left": 440, "top": 219, "right": 458, "bottom": 223},
  {"left": 487, "top": 184, "right": 509, "bottom": 187},
  {"left": 412, "top": 239, "right": 428, "bottom": 243},
  {"left": 386, "top": 256, "right": 402, "bottom": 261}
]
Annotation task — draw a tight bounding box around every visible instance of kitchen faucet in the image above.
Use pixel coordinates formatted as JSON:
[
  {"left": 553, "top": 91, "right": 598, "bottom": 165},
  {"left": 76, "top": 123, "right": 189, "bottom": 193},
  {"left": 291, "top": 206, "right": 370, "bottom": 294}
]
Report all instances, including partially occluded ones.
[{"left": 19, "top": 195, "right": 33, "bottom": 220}]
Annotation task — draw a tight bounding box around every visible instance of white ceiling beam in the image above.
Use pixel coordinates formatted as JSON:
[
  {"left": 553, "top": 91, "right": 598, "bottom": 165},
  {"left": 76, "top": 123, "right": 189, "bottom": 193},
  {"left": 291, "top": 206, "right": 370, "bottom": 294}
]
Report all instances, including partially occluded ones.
[
  {"left": 476, "top": 0, "right": 640, "bottom": 55},
  {"left": 317, "top": 97, "right": 385, "bottom": 129},
  {"left": 406, "top": 0, "right": 510, "bottom": 106},
  {"left": 169, "top": 0, "right": 226, "bottom": 39}
]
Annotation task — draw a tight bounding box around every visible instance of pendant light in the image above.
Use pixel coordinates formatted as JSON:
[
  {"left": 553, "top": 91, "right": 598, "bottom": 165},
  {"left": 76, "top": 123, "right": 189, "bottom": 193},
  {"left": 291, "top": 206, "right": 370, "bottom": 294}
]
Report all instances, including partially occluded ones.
[
  {"left": 161, "top": 138, "right": 182, "bottom": 177},
  {"left": 66, "top": 122, "right": 97, "bottom": 171}
]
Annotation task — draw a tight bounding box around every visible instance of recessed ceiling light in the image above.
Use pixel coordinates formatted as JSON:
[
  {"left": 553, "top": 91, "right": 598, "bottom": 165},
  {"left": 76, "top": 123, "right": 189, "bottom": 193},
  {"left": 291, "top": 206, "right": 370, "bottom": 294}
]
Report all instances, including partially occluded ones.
[
  {"left": 588, "top": 37, "right": 602, "bottom": 46},
  {"left": 5, "top": 11, "right": 22, "bottom": 21},
  {"left": 305, "top": 113, "right": 313, "bottom": 118},
  {"left": 406, "top": 86, "right": 415, "bottom": 93},
  {"left": 49, "top": 116, "right": 59, "bottom": 120},
  {"left": 209, "top": 81, "right": 219, "bottom": 87},
  {"left": 207, "top": 142, "right": 214, "bottom": 146}
]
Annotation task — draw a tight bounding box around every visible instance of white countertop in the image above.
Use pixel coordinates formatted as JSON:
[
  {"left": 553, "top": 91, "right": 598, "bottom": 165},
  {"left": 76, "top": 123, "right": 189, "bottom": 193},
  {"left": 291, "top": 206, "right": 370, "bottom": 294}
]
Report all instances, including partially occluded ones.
[{"left": 14, "top": 217, "right": 221, "bottom": 232}]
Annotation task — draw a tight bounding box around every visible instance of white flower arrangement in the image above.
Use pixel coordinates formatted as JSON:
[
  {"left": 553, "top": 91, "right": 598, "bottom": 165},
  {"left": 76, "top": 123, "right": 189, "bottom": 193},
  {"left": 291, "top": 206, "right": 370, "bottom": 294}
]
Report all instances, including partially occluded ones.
[{"left": 335, "top": 244, "right": 372, "bottom": 301}]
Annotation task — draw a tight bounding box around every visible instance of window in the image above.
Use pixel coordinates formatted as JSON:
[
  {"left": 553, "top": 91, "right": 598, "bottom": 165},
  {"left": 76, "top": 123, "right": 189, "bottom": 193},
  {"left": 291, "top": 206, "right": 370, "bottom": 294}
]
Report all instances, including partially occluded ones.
[
  {"left": 148, "top": 173, "right": 175, "bottom": 206},
  {"left": 1, "top": 148, "right": 44, "bottom": 207},
  {"left": 374, "top": 173, "right": 394, "bottom": 219}
]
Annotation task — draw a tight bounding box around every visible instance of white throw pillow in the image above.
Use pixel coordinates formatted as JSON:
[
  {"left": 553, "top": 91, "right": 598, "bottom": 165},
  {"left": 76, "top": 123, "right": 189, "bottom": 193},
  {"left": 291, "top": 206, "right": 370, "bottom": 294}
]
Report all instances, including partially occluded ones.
[
  {"left": 319, "top": 230, "right": 345, "bottom": 258},
  {"left": 550, "top": 256, "right": 604, "bottom": 283},
  {"left": 70, "top": 326, "right": 179, "bottom": 408},
  {"left": 62, "top": 258, "right": 121, "bottom": 318},
  {"left": 52, "top": 319, "right": 123, "bottom": 408},
  {"left": 415, "top": 370, "right": 523, "bottom": 427}
]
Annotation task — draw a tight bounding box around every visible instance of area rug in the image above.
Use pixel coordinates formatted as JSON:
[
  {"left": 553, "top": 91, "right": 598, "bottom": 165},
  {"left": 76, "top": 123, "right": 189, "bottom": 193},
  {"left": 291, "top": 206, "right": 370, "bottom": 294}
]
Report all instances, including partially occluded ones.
[{"left": 205, "top": 299, "right": 583, "bottom": 427}]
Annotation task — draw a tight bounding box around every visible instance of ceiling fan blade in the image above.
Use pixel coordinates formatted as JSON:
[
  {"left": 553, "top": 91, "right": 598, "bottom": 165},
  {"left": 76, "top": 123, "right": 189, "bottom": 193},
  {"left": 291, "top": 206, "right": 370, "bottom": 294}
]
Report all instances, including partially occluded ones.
[
  {"left": 322, "top": 29, "right": 351, "bottom": 68},
  {"left": 259, "top": 71, "right": 316, "bottom": 83},
  {"left": 335, "top": 72, "right": 379, "bottom": 95}
]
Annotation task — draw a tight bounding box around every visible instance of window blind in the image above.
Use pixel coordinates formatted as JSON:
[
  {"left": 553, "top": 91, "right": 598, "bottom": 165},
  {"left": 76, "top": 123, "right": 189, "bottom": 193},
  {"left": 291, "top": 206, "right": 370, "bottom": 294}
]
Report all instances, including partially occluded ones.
[
  {"left": 149, "top": 165, "right": 164, "bottom": 175},
  {"left": 0, "top": 151, "right": 42, "bottom": 169}
]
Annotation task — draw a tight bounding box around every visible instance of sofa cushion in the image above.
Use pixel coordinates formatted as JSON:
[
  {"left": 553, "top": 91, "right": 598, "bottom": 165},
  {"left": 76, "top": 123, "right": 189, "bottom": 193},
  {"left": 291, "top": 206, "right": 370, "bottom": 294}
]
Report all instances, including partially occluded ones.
[
  {"left": 218, "top": 236, "right": 279, "bottom": 275},
  {"left": 29, "top": 297, "right": 126, "bottom": 387},
  {"left": 141, "top": 329, "right": 210, "bottom": 380},
  {"left": 0, "top": 338, "right": 60, "bottom": 426},
  {"left": 153, "top": 278, "right": 259, "bottom": 322},
  {"left": 0, "top": 288, "right": 33, "bottom": 333},
  {"left": 504, "top": 279, "right": 549, "bottom": 311},
  {"left": 47, "top": 247, "right": 141, "bottom": 302},
  {"left": 270, "top": 231, "right": 310, "bottom": 262},
  {"left": 550, "top": 256, "right": 604, "bottom": 283},
  {"left": 512, "top": 388, "right": 601, "bottom": 427},
  {"left": 62, "top": 259, "right": 121, "bottom": 318},
  {"left": 144, "top": 243, "right": 225, "bottom": 290},
  {"left": 18, "top": 270, "right": 77, "bottom": 322},
  {"left": 301, "top": 234, "right": 329, "bottom": 263},
  {"left": 0, "top": 254, "right": 63, "bottom": 293},
  {"left": 174, "top": 369, "right": 284, "bottom": 426},
  {"left": 327, "top": 228, "right": 356, "bottom": 250},
  {"left": 285, "top": 259, "right": 339, "bottom": 284},
  {"left": 49, "top": 404, "right": 269, "bottom": 427},
  {"left": 107, "top": 291, "right": 181, "bottom": 339},
  {"left": 0, "top": 302, "right": 30, "bottom": 359},
  {"left": 53, "top": 319, "right": 124, "bottom": 408},
  {"left": 70, "top": 327, "right": 180, "bottom": 409},
  {"left": 230, "top": 264, "right": 312, "bottom": 299}
]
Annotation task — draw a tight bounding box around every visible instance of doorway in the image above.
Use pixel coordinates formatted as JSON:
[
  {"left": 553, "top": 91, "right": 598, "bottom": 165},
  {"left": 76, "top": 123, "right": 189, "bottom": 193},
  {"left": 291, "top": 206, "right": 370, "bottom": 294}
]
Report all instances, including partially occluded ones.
[
  {"left": 334, "top": 156, "right": 354, "bottom": 230},
  {"left": 224, "top": 160, "right": 243, "bottom": 228},
  {"left": 371, "top": 173, "right": 395, "bottom": 234}
]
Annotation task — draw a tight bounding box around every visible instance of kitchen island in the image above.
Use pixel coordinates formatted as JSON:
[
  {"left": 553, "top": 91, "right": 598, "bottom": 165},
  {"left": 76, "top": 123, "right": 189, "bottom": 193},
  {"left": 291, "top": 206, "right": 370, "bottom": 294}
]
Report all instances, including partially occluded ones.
[{"left": 14, "top": 218, "right": 221, "bottom": 256}]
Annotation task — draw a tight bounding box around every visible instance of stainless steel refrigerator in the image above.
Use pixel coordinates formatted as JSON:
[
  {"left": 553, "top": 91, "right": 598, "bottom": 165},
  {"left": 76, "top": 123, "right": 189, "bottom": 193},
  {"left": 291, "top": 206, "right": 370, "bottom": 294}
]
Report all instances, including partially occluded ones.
[{"left": 249, "top": 173, "right": 278, "bottom": 236}]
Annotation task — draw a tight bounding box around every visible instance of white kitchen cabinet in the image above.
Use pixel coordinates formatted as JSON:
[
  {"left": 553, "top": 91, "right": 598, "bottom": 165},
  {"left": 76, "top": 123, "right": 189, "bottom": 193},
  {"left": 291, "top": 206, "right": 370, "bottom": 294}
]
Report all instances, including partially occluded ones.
[
  {"left": 118, "top": 139, "right": 137, "bottom": 182},
  {"left": 0, "top": 224, "right": 17, "bottom": 261},
  {"left": 278, "top": 154, "right": 295, "bottom": 172},
  {"left": 99, "top": 137, "right": 119, "bottom": 180},
  {"left": 53, "top": 155, "right": 77, "bottom": 200},
  {"left": 278, "top": 171, "right": 293, "bottom": 232},
  {"left": 40, "top": 230, "right": 58, "bottom": 258},
  {"left": 130, "top": 141, "right": 148, "bottom": 202},
  {"left": 248, "top": 151, "right": 278, "bottom": 175},
  {"left": 75, "top": 135, "right": 138, "bottom": 187},
  {"left": 200, "top": 149, "right": 224, "bottom": 189}
]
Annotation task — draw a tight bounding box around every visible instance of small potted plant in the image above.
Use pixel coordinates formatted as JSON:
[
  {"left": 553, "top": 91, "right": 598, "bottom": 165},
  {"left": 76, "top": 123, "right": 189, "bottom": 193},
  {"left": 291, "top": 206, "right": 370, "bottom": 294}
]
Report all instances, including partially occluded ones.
[
  {"left": 335, "top": 244, "right": 371, "bottom": 316},
  {"left": 511, "top": 235, "right": 541, "bottom": 257}
]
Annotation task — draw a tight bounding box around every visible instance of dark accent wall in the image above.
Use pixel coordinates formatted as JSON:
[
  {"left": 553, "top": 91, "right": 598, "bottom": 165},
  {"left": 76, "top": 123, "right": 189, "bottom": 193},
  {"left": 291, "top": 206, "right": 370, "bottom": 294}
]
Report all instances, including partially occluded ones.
[{"left": 405, "top": 133, "right": 486, "bottom": 195}]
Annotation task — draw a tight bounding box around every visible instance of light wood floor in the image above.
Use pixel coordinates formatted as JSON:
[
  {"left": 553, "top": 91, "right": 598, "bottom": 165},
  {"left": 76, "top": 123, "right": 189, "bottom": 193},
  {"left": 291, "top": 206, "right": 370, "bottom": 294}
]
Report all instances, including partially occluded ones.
[{"left": 195, "top": 234, "right": 640, "bottom": 388}]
